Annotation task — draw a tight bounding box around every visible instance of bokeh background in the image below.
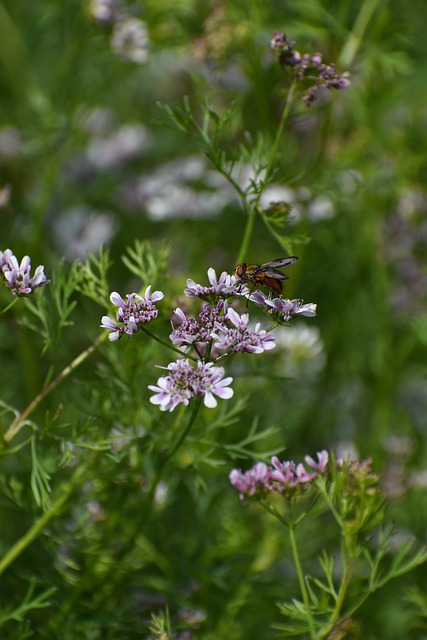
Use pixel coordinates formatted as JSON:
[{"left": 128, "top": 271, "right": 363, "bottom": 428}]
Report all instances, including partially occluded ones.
[{"left": 1, "top": 0, "right": 427, "bottom": 638}]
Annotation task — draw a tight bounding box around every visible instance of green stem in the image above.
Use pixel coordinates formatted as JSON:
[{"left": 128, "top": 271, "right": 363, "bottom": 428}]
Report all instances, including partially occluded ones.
[
  {"left": 339, "top": 0, "right": 379, "bottom": 68},
  {"left": 329, "top": 548, "right": 354, "bottom": 627},
  {"left": 145, "top": 395, "right": 203, "bottom": 511},
  {"left": 236, "top": 206, "right": 256, "bottom": 264},
  {"left": 265, "top": 81, "right": 296, "bottom": 185},
  {"left": 0, "top": 464, "right": 87, "bottom": 575},
  {"left": 0, "top": 296, "right": 19, "bottom": 315},
  {"left": 139, "top": 325, "right": 199, "bottom": 363},
  {"left": 236, "top": 82, "right": 296, "bottom": 265},
  {"left": 288, "top": 522, "right": 317, "bottom": 639},
  {"left": 3, "top": 332, "right": 108, "bottom": 446}
]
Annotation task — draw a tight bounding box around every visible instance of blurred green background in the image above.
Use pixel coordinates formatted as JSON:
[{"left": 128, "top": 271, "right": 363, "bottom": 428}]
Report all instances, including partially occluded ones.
[{"left": 1, "top": 0, "right": 427, "bottom": 638}]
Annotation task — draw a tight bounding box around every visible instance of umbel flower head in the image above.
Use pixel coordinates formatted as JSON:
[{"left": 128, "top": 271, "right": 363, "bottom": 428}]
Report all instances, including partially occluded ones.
[
  {"left": 249, "top": 290, "right": 317, "bottom": 323},
  {"left": 0, "top": 249, "right": 50, "bottom": 296},
  {"left": 271, "top": 31, "right": 350, "bottom": 106},
  {"left": 184, "top": 267, "right": 246, "bottom": 301},
  {"left": 211, "top": 307, "right": 276, "bottom": 354},
  {"left": 101, "top": 264, "right": 317, "bottom": 412},
  {"left": 101, "top": 286, "right": 164, "bottom": 341},
  {"left": 149, "top": 358, "right": 234, "bottom": 411},
  {"left": 229, "top": 450, "right": 330, "bottom": 499}
]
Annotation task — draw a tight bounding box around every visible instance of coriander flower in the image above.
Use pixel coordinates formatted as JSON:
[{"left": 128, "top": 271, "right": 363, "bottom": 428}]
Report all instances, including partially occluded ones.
[
  {"left": 184, "top": 267, "right": 244, "bottom": 300},
  {"left": 250, "top": 291, "right": 317, "bottom": 323},
  {"left": 169, "top": 301, "right": 226, "bottom": 347},
  {"left": 305, "top": 450, "right": 329, "bottom": 471},
  {"left": 111, "top": 17, "right": 149, "bottom": 64},
  {"left": 101, "top": 286, "right": 163, "bottom": 341},
  {"left": 211, "top": 307, "right": 276, "bottom": 354},
  {"left": 229, "top": 463, "right": 272, "bottom": 498},
  {"left": 230, "top": 450, "right": 330, "bottom": 499},
  {"left": 149, "top": 358, "right": 234, "bottom": 412},
  {"left": 0, "top": 249, "right": 50, "bottom": 295}
]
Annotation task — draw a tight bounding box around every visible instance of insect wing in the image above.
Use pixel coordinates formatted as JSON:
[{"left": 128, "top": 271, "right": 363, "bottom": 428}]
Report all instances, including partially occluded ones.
[
  {"left": 262, "top": 268, "right": 289, "bottom": 280},
  {"left": 260, "top": 256, "right": 298, "bottom": 280},
  {"left": 264, "top": 257, "right": 298, "bottom": 269}
]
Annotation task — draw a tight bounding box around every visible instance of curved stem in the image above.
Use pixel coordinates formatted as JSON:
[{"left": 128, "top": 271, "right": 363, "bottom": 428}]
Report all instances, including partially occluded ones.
[
  {"left": 3, "top": 332, "right": 108, "bottom": 446},
  {"left": 329, "top": 548, "right": 354, "bottom": 627},
  {"left": 236, "top": 82, "right": 297, "bottom": 265},
  {"left": 145, "top": 395, "right": 203, "bottom": 512},
  {"left": 0, "top": 463, "right": 87, "bottom": 575},
  {"left": 0, "top": 297, "right": 19, "bottom": 315},
  {"left": 339, "top": 0, "right": 379, "bottom": 68},
  {"left": 139, "top": 325, "right": 199, "bottom": 363},
  {"left": 264, "top": 81, "right": 297, "bottom": 185},
  {"left": 236, "top": 206, "right": 256, "bottom": 264},
  {"left": 288, "top": 522, "right": 317, "bottom": 639}
]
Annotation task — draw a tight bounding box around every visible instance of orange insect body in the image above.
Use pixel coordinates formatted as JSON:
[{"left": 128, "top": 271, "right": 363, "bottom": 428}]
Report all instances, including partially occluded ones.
[{"left": 235, "top": 257, "right": 298, "bottom": 295}]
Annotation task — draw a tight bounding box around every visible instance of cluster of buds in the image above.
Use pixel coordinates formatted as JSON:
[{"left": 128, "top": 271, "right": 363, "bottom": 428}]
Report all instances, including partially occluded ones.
[
  {"left": 229, "top": 450, "right": 329, "bottom": 499},
  {"left": 229, "top": 451, "right": 381, "bottom": 505},
  {"left": 271, "top": 31, "right": 351, "bottom": 105},
  {"left": 101, "top": 266, "right": 317, "bottom": 411},
  {"left": 0, "top": 249, "right": 50, "bottom": 296}
]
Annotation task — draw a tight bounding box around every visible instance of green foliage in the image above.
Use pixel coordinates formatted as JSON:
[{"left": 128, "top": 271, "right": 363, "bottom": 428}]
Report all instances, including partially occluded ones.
[{"left": 1, "top": 0, "right": 427, "bottom": 638}]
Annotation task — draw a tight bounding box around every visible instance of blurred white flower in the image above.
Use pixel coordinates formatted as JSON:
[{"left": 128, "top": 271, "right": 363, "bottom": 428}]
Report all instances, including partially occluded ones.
[
  {"left": 86, "top": 124, "right": 150, "bottom": 170},
  {"left": 259, "top": 185, "right": 295, "bottom": 207},
  {"left": 145, "top": 184, "right": 229, "bottom": 221},
  {"left": 337, "top": 169, "right": 363, "bottom": 195},
  {"left": 79, "top": 106, "right": 116, "bottom": 137},
  {"left": 111, "top": 17, "right": 149, "bottom": 63},
  {"left": 334, "top": 441, "right": 359, "bottom": 463},
  {"left": 307, "top": 194, "right": 335, "bottom": 221},
  {"left": 397, "top": 186, "right": 426, "bottom": 220},
  {"left": 53, "top": 206, "right": 118, "bottom": 259},
  {"left": 121, "top": 155, "right": 231, "bottom": 219},
  {"left": 0, "top": 127, "right": 22, "bottom": 159},
  {"left": 275, "top": 324, "right": 325, "bottom": 376},
  {"left": 0, "top": 184, "right": 11, "bottom": 208},
  {"left": 88, "top": 0, "right": 115, "bottom": 23}
]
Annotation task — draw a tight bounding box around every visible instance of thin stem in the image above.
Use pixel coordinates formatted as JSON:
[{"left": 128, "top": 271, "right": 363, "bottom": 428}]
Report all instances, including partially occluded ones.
[
  {"left": 264, "top": 81, "right": 297, "bottom": 185},
  {"left": 139, "top": 325, "right": 199, "bottom": 363},
  {"left": 288, "top": 522, "right": 317, "bottom": 640},
  {"left": 3, "top": 332, "right": 108, "bottom": 446},
  {"left": 329, "top": 547, "right": 354, "bottom": 627},
  {"left": 0, "top": 464, "right": 87, "bottom": 575},
  {"left": 0, "top": 296, "right": 19, "bottom": 315},
  {"left": 236, "top": 82, "right": 297, "bottom": 265},
  {"left": 260, "top": 212, "right": 294, "bottom": 254},
  {"left": 145, "top": 395, "right": 203, "bottom": 511},
  {"left": 339, "top": 0, "right": 379, "bottom": 68},
  {"left": 236, "top": 206, "right": 256, "bottom": 264}
]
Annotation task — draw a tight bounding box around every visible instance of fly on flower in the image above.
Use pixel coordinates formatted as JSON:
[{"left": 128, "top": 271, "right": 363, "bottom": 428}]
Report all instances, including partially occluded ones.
[{"left": 235, "top": 257, "right": 298, "bottom": 295}]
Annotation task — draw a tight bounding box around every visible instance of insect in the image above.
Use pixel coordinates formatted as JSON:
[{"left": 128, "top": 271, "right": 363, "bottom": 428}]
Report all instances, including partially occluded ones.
[{"left": 235, "top": 257, "right": 298, "bottom": 295}]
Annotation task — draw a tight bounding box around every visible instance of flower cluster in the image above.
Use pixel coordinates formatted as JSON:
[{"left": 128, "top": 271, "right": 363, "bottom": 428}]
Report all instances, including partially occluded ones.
[
  {"left": 170, "top": 302, "right": 276, "bottom": 355},
  {"left": 249, "top": 290, "right": 317, "bottom": 323},
  {"left": 149, "top": 359, "right": 233, "bottom": 411},
  {"left": 211, "top": 307, "right": 276, "bottom": 353},
  {"left": 101, "top": 287, "right": 164, "bottom": 341},
  {"left": 170, "top": 301, "right": 227, "bottom": 347},
  {"left": 229, "top": 450, "right": 329, "bottom": 499},
  {"left": 102, "top": 264, "right": 317, "bottom": 411},
  {"left": 0, "top": 249, "right": 50, "bottom": 296},
  {"left": 88, "top": 1, "right": 150, "bottom": 64},
  {"left": 271, "top": 32, "right": 350, "bottom": 105},
  {"left": 184, "top": 267, "right": 245, "bottom": 301}
]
